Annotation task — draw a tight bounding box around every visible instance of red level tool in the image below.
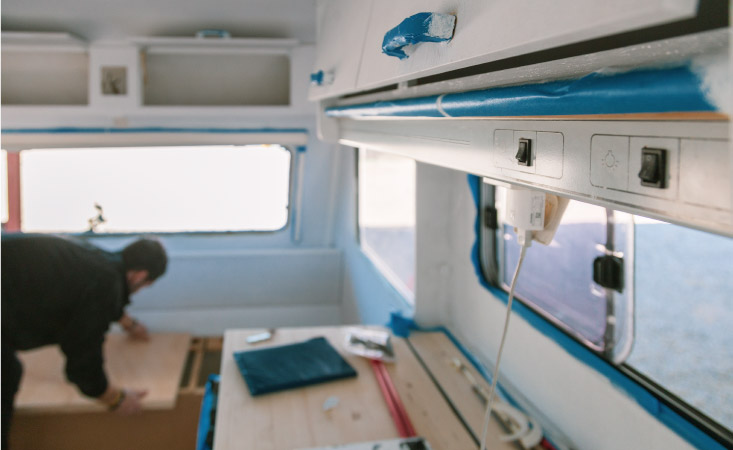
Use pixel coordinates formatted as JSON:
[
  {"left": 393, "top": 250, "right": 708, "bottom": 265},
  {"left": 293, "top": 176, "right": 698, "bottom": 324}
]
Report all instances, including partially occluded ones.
[{"left": 370, "top": 359, "right": 416, "bottom": 438}]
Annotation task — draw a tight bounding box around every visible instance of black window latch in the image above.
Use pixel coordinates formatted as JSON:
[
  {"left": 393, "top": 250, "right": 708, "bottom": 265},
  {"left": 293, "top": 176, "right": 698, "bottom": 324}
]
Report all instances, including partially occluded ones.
[{"left": 593, "top": 255, "right": 624, "bottom": 293}]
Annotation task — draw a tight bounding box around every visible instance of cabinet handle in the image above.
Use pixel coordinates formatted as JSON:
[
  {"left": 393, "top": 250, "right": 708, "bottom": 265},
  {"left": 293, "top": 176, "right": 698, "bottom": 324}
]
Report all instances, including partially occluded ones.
[{"left": 382, "top": 12, "right": 456, "bottom": 60}]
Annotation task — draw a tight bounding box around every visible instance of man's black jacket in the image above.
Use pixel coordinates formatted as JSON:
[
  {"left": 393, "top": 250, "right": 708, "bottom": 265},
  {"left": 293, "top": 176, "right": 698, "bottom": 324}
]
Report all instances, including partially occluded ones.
[{"left": 1, "top": 234, "right": 130, "bottom": 397}]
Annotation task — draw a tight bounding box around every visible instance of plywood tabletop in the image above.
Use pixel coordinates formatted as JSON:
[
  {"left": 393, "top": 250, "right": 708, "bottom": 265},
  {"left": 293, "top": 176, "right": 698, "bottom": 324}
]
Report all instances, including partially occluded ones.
[
  {"left": 15, "top": 332, "right": 191, "bottom": 414},
  {"left": 214, "top": 326, "right": 478, "bottom": 450}
]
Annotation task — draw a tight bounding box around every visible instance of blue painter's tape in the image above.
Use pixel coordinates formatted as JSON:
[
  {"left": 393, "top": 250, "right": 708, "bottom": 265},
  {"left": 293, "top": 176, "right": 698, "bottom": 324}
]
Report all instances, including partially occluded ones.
[
  {"left": 466, "top": 175, "right": 726, "bottom": 450},
  {"left": 382, "top": 12, "right": 456, "bottom": 60},
  {"left": 1, "top": 127, "right": 309, "bottom": 134},
  {"left": 296, "top": 146, "right": 307, "bottom": 153},
  {"left": 310, "top": 70, "right": 324, "bottom": 86},
  {"left": 326, "top": 66, "right": 717, "bottom": 118},
  {"left": 196, "top": 374, "right": 220, "bottom": 450},
  {"left": 326, "top": 96, "right": 444, "bottom": 118}
]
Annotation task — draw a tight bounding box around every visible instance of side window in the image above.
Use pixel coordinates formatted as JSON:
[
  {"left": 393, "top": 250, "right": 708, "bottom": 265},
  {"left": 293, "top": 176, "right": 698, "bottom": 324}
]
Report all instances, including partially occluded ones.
[
  {"left": 480, "top": 182, "right": 733, "bottom": 437},
  {"left": 358, "top": 148, "right": 416, "bottom": 302},
  {"left": 18, "top": 145, "right": 292, "bottom": 233},
  {"left": 483, "top": 185, "right": 634, "bottom": 359},
  {"left": 626, "top": 218, "right": 733, "bottom": 433}
]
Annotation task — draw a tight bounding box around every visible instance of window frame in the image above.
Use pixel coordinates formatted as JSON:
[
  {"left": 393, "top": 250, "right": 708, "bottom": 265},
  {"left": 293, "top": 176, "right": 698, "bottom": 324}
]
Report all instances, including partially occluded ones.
[
  {"left": 481, "top": 182, "right": 635, "bottom": 359},
  {"left": 9, "top": 144, "right": 298, "bottom": 236},
  {"left": 356, "top": 147, "right": 416, "bottom": 305},
  {"left": 479, "top": 181, "right": 733, "bottom": 447}
]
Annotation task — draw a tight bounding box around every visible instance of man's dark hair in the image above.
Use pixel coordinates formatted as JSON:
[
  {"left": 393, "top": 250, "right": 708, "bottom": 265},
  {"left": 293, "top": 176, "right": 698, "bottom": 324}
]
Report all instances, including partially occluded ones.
[{"left": 121, "top": 238, "right": 167, "bottom": 281}]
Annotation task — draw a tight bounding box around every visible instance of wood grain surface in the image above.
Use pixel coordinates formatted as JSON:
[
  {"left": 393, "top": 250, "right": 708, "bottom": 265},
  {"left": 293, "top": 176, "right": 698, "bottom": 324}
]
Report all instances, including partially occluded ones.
[
  {"left": 213, "top": 326, "right": 478, "bottom": 450},
  {"left": 15, "top": 332, "right": 191, "bottom": 414}
]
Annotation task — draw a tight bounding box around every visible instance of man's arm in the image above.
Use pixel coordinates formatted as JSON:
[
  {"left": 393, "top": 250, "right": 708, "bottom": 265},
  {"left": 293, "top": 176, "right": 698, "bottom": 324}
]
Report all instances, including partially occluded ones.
[{"left": 119, "top": 313, "right": 150, "bottom": 341}]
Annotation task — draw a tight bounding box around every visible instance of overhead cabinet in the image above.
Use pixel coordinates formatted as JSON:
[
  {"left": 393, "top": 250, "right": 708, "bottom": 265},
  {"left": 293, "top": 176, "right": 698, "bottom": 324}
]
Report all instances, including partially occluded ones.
[{"left": 312, "top": 0, "right": 699, "bottom": 99}]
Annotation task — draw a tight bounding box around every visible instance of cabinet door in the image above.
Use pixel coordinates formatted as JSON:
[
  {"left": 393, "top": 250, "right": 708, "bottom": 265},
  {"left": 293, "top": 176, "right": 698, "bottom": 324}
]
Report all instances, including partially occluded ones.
[
  {"left": 308, "top": 1, "right": 374, "bottom": 101},
  {"left": 357, "top": 0, "right": 698, "bottom": 91}
]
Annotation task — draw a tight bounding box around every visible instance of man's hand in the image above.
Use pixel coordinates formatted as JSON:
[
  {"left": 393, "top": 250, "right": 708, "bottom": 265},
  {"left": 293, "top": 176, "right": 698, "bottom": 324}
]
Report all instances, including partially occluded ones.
[
  {"left": 99, "top": 386, "right": 149, "bottom": 415},
  {"left": 119, "top": 314, "right": 150, "bottom": 341},
  {"left": 113, "top": 389, "right": 149, "bottom": 415}
]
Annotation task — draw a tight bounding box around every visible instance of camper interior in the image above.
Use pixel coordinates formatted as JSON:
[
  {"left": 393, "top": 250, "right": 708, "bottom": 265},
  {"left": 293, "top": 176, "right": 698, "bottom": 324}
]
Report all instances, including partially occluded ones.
[{"left": 1, "top": 1, "right": 731, "bottom": 449}]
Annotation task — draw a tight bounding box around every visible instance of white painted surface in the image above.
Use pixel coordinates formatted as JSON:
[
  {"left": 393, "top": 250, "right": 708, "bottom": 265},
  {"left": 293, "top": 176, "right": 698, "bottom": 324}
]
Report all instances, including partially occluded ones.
[
  {"left": 1, "top": 51, "right": 89, "bottom": 105},
  {"left": 131, "top": 305, "right": 343, "bottom": 335},
  {"left": 88, "top": 45, "right": 142, "bottom": 109},
  {"left": 679, "top": 138, "right": 730, "bottom": 210},
  {"left": 338, "top": 118, "right": 732, "bottom": 237},
  {"left": 356, "top": 0, "right": 698, "bottom": 91},
  {"left": 308, "top": 1, "right": 374, "bottom": 101},
  {"left": 1, "top": 0, "right": 317, "bottom": 43},
  {"left": 414, "top": 163, "right": 699, "bottom": 450},
  {"left": 133, "top": 248, "right": 342, "bottom": 309}
]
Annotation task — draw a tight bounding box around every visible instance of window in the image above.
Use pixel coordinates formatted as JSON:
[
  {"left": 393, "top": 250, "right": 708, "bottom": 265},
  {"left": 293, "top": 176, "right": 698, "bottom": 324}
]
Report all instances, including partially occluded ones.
[
  {"left": 358, "top": 149, "right": 416, "bottom": 301},
  {"left": 19, "top": 145, "right": 291, "bottom": 233},
  {"left": 626, "top": 218, "right": 733, "bottom": 432},
  {"left": 481, "top": 182, "right": 733, "bottom": 438},
  {"left": 488, "top": 185, "right": 633, "bottom": 359}
]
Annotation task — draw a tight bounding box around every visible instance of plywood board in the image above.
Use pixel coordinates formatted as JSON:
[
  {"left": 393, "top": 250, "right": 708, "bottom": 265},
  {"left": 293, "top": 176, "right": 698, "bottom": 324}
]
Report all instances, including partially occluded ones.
[
  {"left": 15, "top": 332, "right": 191, "bottom": 414},
  {"left": 408, "top": 331, "right": 519, "bottom": 450},
  {"left": 10, "top": 393, "right": 202, "bottom": 450},
  {"left": 213, "top": 326, "right": 477, "bottom": 450}
]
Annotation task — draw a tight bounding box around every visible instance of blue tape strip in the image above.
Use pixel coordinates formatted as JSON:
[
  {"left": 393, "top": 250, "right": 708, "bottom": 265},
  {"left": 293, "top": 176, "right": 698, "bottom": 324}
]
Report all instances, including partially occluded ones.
[
  {"left": 465, "top": 175, "right": 726, "bottom": 450},
  {"left": 1, "top": 127, "right": 309, "bottom": 134},
  {"left": 196, "top": 374, "right": 220, "bottom": 450},
  {"left": 296, "top": 145, "right": 307, "bottom": 153},
  {"left": 326, "top": 66, "right": 716, "bottom": 118},
  {"left": 382, "top": 12, "right": 456, "bottom": 60}
]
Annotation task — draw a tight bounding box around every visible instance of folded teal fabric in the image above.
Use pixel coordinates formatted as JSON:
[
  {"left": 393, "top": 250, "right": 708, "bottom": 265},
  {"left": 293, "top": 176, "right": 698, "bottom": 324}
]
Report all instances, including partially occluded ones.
[{"left": 233, "top": 336, "right": 357, "bottom": 396}]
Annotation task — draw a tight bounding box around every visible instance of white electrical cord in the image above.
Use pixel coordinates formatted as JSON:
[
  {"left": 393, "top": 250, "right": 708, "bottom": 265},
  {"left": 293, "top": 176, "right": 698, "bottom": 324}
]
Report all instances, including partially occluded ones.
[{"left": 479, "top": 238, "right": 530, "bottom": 450}]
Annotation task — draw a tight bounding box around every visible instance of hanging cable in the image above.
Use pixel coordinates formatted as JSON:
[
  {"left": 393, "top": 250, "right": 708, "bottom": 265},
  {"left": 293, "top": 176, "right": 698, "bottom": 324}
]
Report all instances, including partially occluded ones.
[{"left": 479, "top": 238, "right": 530, "bottom": 450}]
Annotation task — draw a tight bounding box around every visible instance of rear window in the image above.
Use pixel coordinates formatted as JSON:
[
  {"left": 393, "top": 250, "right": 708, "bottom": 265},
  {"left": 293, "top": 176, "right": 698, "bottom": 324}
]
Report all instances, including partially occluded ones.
[{"left": 20, "top": 145, "right": 291, "bottom": 233}]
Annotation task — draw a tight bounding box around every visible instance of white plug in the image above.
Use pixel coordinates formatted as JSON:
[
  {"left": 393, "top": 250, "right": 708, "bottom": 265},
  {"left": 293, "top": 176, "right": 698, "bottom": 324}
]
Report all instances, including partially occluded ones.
[{"left": 504, "top": 187, "right": 546, "bottom": 247}]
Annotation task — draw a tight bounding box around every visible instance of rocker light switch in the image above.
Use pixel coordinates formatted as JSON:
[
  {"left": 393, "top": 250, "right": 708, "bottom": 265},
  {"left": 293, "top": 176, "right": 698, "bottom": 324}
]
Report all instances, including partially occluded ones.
[
  {"left": 515, "top": 138, "right": 532, "bottom": 166},
  {"left": 638, "top": 147, "right": 666, "bottom": 188}
]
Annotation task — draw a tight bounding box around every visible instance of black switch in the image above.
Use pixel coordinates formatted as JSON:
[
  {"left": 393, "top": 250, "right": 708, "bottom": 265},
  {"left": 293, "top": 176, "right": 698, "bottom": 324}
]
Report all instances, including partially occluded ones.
[
  {"left": 638, "top": 147, "right": 667, "bottom": 188},
  {"left": 515, "top": 138, "right": 532, "bottom": 166}
]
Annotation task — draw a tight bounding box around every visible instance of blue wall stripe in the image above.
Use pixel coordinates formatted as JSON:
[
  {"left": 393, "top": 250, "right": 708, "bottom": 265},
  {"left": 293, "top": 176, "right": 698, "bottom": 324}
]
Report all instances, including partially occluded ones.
[
  {"left": 2, "top": 127, "right": 309, "bottom": 134},
  {"left": 326, "top": 66, "right": 716, "bottom": 118},
  {"left": 465, "top": 175, "right": 726, "bottom": 450}
]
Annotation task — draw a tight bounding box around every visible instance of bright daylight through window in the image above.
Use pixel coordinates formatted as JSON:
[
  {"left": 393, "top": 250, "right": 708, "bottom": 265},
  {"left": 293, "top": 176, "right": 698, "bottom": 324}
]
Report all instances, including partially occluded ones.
[
  {"left": 486, "top": 186, "right": 733, "bottom": 433},
  {"left": 19, "top": 145, "right": 291, "bottom": 233},
  {"left": 358, "top": 148, "right": 416, "bottom": 302}
]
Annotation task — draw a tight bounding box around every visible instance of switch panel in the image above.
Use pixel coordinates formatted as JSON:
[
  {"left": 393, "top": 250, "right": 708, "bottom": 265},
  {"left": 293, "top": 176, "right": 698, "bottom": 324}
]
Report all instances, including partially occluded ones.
[{"left": 590, "top": 135, "right": 629, "bottom": 191}]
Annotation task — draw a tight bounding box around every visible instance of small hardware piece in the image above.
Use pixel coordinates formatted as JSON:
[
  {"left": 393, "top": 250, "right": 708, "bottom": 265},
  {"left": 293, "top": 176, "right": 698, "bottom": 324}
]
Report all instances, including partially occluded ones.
[
  {"left": 593, "top": 255, "right": 624, "bottom": 293},
  {"left": 515, "top": 138, "right": 532, "bottom": 166},
  {"left": 638, "top": 147, "right": 667, "bottom": 188}
]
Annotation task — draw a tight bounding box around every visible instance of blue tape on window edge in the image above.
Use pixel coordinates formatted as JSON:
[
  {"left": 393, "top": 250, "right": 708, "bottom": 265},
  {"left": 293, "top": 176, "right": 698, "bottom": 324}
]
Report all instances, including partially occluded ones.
[
  {"left": 326, "top": 66, "right": 717, "bottom": 118},
  {"left": 296, "top": 146, "right": 307, "bottom": 153},
  {"left": 466, "top": 175, "right": 726, "bottom": 450},
  {"left": 382, "top": 12, "right": 456, "bottom": 60},
  {"left": 1, "top": 127, "right": 309, "bottom": 134}
]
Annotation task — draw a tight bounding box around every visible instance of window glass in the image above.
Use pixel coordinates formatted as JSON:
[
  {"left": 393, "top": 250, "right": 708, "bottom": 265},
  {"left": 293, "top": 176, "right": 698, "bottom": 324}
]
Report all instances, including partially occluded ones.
[
  {"left": 358, "top": 149, "right": 416, "bottom": 301},
  {"left": 20, "top": 145, "right": 291, "bottom": 233},
  {"left": 495, "top": 186, "right": 633, "bottom": 354},
  {"left": 627, "top": 218, "right": 733, "bottom": 431},
  {"left": 1, "top": 150, "right": 8, "bottom": 223}
]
